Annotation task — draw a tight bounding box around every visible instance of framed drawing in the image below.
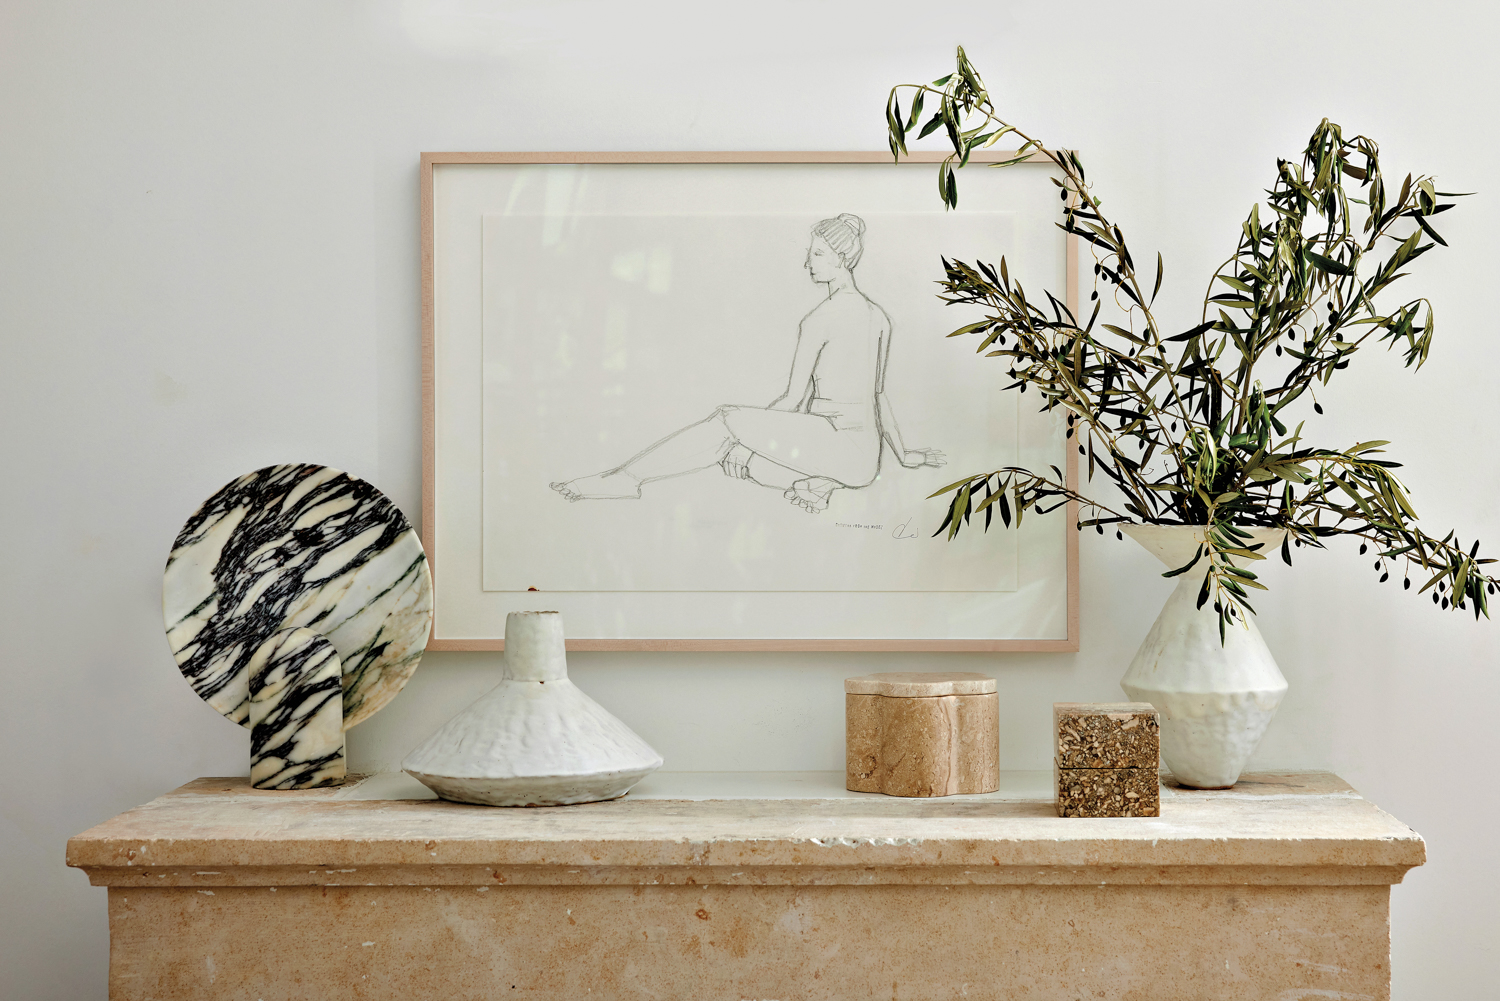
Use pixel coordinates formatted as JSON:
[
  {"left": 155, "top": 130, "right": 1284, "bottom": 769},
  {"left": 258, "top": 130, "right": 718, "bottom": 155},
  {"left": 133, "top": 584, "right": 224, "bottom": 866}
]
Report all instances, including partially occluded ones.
[{"left": 422, "top": 152, "right": 1078, "bottom": 651}]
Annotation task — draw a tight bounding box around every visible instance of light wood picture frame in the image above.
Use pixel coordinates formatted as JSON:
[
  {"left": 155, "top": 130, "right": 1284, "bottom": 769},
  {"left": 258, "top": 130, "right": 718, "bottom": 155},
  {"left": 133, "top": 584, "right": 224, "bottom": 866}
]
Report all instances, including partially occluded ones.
[{"left": 422, "top": 152, "right": 1079, "bottom": 651}]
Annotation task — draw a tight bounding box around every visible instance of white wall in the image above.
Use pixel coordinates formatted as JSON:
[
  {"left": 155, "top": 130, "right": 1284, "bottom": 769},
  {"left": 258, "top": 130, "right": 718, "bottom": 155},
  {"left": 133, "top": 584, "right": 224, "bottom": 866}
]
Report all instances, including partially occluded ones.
[{"left": 2, "top": 2, "right": 1495, "bottom": 997}]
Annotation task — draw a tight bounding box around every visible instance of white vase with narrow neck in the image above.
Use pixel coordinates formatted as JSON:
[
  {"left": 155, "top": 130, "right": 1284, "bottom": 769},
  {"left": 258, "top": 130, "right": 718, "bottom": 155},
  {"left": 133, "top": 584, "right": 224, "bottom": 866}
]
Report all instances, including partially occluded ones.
[
  {"left": 402, "top": 611, "right": 663, "bottom": 806},
  {"left": 1119, "top": 525, "right": 1288, "bottom": 789}
]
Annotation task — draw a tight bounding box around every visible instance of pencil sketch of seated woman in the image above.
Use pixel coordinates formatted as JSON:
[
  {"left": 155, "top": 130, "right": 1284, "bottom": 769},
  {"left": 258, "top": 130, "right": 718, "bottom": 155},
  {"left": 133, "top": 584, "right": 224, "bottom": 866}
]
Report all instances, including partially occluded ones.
[{"left": 550, "top": 213, "right": 945, "bottom": 514}]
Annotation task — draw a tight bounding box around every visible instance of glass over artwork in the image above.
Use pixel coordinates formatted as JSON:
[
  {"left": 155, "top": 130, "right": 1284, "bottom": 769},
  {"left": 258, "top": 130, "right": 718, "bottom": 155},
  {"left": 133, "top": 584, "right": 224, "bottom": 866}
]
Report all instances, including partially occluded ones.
[{"left": 429, "top": 157, "right": 1072, "bottom": 645}]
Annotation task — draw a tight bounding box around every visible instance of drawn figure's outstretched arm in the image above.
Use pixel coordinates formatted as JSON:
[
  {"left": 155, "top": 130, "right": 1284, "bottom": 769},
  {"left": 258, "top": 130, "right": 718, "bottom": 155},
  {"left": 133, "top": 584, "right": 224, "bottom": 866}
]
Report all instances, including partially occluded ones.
[
  {"left": 874, "top": 321, "right": 946, "bottom": 470},
  {"left": 767, "top": 320, "right": 826, "bottom": 412}
]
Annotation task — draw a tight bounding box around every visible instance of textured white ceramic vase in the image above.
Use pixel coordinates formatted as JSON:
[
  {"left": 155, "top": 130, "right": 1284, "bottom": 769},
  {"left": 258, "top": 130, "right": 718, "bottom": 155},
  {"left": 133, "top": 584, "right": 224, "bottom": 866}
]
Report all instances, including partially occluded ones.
[
  {"left": 1119, "top": 525, "right": 1288, "bottom": 789},
  {"left": 402, "top": 611, "right": 663, "bottom": 806}
]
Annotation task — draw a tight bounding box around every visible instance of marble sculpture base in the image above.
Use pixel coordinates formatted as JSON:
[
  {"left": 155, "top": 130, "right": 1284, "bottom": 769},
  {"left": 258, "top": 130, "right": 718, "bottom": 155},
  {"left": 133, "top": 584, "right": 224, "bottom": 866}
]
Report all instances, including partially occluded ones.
[
  {"left": 67, "top": 771, "right": 1423, "bottom": 1001},
  {"left": 247, "top": 627, "right": 345, "bottom": 789}
]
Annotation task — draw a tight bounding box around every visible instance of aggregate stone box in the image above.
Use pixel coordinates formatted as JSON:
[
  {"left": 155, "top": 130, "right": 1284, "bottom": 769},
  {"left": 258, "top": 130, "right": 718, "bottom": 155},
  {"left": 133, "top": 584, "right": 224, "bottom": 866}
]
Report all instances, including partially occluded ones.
[{"left": 1054, "top": 702, "right": 1161, "bottom": 818}]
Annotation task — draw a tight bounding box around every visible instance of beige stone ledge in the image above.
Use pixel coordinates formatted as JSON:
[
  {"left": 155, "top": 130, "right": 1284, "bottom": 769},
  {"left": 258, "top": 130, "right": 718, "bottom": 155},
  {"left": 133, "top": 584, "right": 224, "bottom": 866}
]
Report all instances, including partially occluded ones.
[
  {"left": 80, "top": 862, "right": 1418, "bottom": 888},
  {"left": 69, "top": 771, "right": 1423, "bottom": 1001},
  {"left": 68, "top": 771, "right": 1422, "bottom": 884}
]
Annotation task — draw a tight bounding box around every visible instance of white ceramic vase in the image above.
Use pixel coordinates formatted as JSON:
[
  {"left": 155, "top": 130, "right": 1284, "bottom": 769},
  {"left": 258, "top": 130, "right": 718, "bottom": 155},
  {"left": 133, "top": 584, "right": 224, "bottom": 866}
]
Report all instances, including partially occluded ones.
[
  {"left": 402, "top": 611, "right": 663, "bottom": 806},
  {"left": 1119, "top": 525, "right": 1288, "bottom": 789}
]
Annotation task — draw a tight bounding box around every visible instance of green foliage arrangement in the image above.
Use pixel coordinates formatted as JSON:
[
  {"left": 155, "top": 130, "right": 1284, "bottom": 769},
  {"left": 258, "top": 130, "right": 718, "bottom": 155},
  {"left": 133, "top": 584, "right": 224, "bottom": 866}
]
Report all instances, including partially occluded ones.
[{"left": 885, "top": 47, "right": 1497, "bottom": 633}]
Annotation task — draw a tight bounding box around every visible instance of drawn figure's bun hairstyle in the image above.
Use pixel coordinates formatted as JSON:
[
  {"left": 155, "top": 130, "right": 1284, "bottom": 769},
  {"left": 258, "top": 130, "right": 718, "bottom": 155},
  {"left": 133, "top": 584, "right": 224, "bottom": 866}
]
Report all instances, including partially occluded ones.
[{"left": 813, "top": 213, "right": 867, "bottom": 269}]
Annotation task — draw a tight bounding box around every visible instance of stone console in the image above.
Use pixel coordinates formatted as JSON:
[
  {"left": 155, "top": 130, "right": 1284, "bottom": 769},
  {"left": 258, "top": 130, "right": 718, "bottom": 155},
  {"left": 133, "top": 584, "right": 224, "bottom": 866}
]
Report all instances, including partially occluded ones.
[{"left": 66, "top": 771, "right": 1423, "bottom": 1000}]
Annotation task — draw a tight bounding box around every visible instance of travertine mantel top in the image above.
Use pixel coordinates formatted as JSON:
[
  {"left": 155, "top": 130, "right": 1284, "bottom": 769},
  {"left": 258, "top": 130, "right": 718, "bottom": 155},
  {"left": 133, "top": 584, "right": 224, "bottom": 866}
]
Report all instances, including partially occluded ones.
[{"left": 67, "top": 771, "right": 1423, "bottom": 888}]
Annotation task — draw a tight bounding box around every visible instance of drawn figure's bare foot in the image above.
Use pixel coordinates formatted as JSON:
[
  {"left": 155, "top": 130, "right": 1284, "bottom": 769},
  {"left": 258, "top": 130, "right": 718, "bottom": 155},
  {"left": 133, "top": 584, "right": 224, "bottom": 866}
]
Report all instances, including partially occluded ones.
[
  {"left": 550, "top": 471, "right": 642, "bottom": 501},
  {"left": 785, "top": 476, "right": 838, "bottom": 513}
]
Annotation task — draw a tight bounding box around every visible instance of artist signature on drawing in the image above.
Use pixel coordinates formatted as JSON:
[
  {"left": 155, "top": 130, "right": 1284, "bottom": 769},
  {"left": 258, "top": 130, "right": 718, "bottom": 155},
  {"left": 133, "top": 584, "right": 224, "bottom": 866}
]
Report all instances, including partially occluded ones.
[{"left": 833, "top": 518, "right": 922, "bottom": 540}]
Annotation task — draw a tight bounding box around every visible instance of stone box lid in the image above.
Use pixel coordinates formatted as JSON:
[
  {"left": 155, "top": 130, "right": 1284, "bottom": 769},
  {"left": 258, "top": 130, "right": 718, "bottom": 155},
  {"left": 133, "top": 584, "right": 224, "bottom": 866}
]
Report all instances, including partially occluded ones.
[
  {"left": 845, "top": 672, "right": 997, "bottom": 697},
  {"left": 1054, "top": 702, "right": 1159, "bottom": 718}
]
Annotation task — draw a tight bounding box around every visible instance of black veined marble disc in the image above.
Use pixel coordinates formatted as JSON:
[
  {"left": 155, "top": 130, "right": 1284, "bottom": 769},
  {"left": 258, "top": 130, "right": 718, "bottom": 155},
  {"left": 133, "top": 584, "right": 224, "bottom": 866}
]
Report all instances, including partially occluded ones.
[{"left": 162, "top": 463, "right": 432, "bottom": 729}]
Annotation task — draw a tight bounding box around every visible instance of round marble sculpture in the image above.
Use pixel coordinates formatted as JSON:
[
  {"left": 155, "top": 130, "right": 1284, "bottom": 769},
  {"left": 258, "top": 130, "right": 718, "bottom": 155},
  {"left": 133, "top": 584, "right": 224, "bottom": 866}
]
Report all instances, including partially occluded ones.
[
  {"left": 403, "top": 611, "right": 663, "bottom": 806},
  {"left": 162, "top": 463, "right": 433, "bottom": 730}
]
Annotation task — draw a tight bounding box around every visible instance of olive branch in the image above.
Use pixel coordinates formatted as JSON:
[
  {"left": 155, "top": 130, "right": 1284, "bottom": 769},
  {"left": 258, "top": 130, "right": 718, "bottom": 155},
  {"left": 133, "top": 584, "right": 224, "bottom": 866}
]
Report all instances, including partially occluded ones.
[{"left": 887, "top": 46, "right": 1496, "bottom": 637}]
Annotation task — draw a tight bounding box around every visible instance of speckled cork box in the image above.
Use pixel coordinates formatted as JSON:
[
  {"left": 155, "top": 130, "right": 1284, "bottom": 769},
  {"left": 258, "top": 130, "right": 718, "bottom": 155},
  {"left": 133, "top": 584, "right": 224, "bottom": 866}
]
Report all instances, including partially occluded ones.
[
  {"left": 846, "top": 673, "right": 999, "bottom": 797},
  {"left": 1054, "top": 702, "right": 1161, "bottom": 817}
]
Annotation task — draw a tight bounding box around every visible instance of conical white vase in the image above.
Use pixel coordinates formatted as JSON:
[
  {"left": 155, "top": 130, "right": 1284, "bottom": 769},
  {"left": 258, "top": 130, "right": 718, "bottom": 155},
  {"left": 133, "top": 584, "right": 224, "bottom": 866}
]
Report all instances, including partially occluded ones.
[
  {"left": 1119, "top": 525, "right": 1288, "bottom": 789},
  {"left": 403, "top": 611, "right": 663, "bottom": 806}
]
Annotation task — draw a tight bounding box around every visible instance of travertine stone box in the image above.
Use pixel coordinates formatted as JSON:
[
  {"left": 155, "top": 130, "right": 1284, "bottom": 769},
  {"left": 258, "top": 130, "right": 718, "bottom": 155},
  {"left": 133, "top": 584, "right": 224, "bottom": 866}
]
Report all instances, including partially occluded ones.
[
  {"left": 1055, "top": 702, "right": 1161, "bottom": 818},
  {"left": 846, "top": 672, "right": 999, "bottom": 797}
]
